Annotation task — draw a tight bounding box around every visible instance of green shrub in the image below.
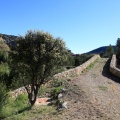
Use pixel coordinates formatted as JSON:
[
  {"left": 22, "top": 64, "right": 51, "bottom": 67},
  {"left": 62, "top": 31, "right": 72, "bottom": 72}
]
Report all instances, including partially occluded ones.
[
  {"left": 50, "top": 79, "right": 64, "bottom": 99},
  {"left": 38, "top": 86, "right": 48, "bottom": 97},
  {"left": 15, "top": 94, "right": 28, "bottom": 111},
  {"left": 98, "top": 86, "right": 108, "bottom": 91},
  {"left": 0, "top": 63, "right": 10, "bottom": 87},
  {"left": 52, "top": 79, "right": 63, "bottom": 87},
  {"left": 0, "top": 96, "right": 15, "bottom": 118},
  {"left": 52, "top": 66, "right": 67, "bottom": 75},
  {"left": 50, "top": 86, "right": 63, "bottom": 99},
  {"left": 66, "top": 54, "right": 75, "bottom": 67},
  {"left": 0, "top": 94, "right": 29, "bottom": 119},
  {"left": 0, "top": 41, "right": 10, "bottom": 63},
  {"left": 0, "top": 63, "right": 9, "bottom": 75},
  {"left": 0, "top": 41, "right": 10, "bottom": 52},
  {"left": 116, "top": 38, "right": 120, "bottom": 65},
  {"left": 0, "top": 83, "right": 8, "bottom": 112},
  {"left": 74, "top": 54, "right": 93, "bottom": 66},
  {"left": 0, "top": 50, "right": 9, "bottom": 62}
]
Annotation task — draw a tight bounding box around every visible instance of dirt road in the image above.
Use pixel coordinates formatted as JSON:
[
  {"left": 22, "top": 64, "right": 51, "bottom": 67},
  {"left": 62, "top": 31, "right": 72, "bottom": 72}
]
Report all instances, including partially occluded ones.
[{"left": 51, "top": 58, "right": 120, "bottom": 120}]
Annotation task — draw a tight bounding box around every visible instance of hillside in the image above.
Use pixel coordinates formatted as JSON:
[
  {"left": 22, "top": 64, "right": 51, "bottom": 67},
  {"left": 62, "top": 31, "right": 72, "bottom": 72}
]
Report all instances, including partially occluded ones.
[
  {"left": 87, "top": 46, "right": 116, "bottom": 54},
  {"left": 0, "top": 33, "right": 18, "bottom": 49},
  {"left": 0, "top": 33, "right": 18, "bottom": 42}
]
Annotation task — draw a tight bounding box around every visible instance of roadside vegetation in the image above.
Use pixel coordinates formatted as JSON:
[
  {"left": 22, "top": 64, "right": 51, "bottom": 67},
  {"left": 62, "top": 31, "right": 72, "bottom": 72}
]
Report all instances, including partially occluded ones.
[
  {"left": 99, "top": 44, "right": 114, "bottom": 58},
  {"left": 0, "top": 30, "right": 93, "bottom": 119},
  {"left": 0, "top": 77, "right": 65, "bottom": 119},
  {"left": 0, "top": 30, "right": 112, "bottom": 119},
  {"left": 116, "top": 38, "right": 120, "bottom": 65}
]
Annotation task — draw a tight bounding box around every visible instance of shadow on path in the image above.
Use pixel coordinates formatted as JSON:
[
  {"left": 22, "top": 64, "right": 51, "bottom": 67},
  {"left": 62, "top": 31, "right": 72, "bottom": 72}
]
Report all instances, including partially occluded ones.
[{"left": 102, "top": 58, "right": 120, "bottom": 84}]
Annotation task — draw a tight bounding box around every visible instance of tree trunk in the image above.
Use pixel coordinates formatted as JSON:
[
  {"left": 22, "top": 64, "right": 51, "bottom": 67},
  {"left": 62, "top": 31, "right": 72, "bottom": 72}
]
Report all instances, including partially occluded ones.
[
  {"left": 26, "top": 85, "right": 39, "bottom": 106},
  {"left": 28, "top": 93, "right": 37, "bottom": 106}
]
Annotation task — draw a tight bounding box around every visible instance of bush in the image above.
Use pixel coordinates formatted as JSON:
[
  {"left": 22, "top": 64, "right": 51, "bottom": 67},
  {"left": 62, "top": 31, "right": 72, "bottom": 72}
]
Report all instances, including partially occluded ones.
[
  {"left": 0, "top": 83, "right": 7, "bottom": 108},
  {"left": 50, "top": 79, "right": 64, "bottom": 99},
  {"left": 0, "top": 63, "right": 10, "bottom": 87},
  {"left": 0, "top": 83, "right": 8, "bottom": 119},
  {"left": 105, "top": 44, "right": 114, "bottom": 58},
  {"left": 0, "top": 41, "right": 10, "bottom": 63},
  {"left": 66, "top": 54, "right": 75, "bottom": 67},
  {"left": 0, "top": 94, "right": 29, "bottom": 119},
  {"left": 50, "top": 86, "right": 63, "bottom": 99},
  {"left": 74, "top": 54, "right": 93, "bottom": 66},
  {"left": 116, "top": 38, "right": 120, "bottom": 65},
  {"left": 52, "top": 79, "right": 63, "bottom": 87},
  {"left": 0, "top": 41, "right": 10, "bottom": 52},
  {"left": 15, "top": 94, "right": 28, "bottom": 111},
  {"left": 0, "top": 50, "right": 9, "bottom": 62},
  {"left": 38, "top": 86, "right": 48, "bottom": 97}
]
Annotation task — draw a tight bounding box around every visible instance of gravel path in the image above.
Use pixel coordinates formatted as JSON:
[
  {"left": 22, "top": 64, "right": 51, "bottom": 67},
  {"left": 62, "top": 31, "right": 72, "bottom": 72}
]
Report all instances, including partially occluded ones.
[{"left": 49, "top": 58, "right": 120, "bottom": 120}]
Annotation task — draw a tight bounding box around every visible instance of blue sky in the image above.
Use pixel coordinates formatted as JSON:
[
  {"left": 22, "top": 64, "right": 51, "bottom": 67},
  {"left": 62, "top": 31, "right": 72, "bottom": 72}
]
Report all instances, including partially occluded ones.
[{"left": 0, "top": 0, "right": 120, "bottom": 54}]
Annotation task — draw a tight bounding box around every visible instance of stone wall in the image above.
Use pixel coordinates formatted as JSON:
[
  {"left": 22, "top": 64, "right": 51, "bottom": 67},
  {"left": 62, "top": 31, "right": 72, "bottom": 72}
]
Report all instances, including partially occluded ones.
[
  {"left": 10, "top": 86, "right": 27, "bottom": 98},
  {"left": 54, "top": 55, "right": 100, "bottom": 79},
  {"left": 110, "top": 54, "right": 120, "bottom": 77},
  {"left": 10, "top": 54, "right": 100, "bottom": 98}
]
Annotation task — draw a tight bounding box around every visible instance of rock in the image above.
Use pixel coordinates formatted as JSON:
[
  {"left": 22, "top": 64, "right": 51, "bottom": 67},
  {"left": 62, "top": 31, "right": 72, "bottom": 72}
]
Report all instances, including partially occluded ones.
[
  {"left": 62, "top": 101, "right": 67, "bottom": 109},
  {"left": 58, "top": 93, "right": 63, "bottom": 99},
  {"left": 61, "top": 88, "right": 66, "bottom": 93}
]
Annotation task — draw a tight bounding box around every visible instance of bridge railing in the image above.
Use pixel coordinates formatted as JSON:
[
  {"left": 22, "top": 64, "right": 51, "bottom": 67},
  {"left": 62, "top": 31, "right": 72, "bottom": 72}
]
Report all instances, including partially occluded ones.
[
  {"left": 54, "top": 54, "right": 100, "bottom": 79},
  {"left": 110, "top": 54, "right": 120, "bottom": 77}
]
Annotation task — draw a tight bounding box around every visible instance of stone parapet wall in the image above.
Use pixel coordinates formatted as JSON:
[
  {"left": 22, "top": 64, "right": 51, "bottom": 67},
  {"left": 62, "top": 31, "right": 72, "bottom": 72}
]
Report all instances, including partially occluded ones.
[
  {"left": 110, "top": 54, "right": 120, "bottom": 77},
  {"left": 54, "top": 55, "right": 100, "bottom": 79},
  {"left": 10, "top": 86, "right": 27, "bottom": 98},
  {"left": 10, "top": 54, "right": 100, "bottom": 98}
]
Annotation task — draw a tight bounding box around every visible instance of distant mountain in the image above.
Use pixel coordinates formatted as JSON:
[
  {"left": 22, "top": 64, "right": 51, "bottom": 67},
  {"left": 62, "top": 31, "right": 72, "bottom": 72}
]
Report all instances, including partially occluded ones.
[{"left": 86, "top": 46, "right": 116, "bottom": 54}]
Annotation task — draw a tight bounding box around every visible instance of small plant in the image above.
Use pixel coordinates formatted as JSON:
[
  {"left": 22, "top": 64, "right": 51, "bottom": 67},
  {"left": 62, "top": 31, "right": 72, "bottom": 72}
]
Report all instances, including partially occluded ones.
[
  {"left": 108, "top": 82, "right": 112, "bottom": 84},
  {"left": 92, "top": 73, "right": 98, "bottom": 78},
  {"left": 98, "top": 86, "right": 108, "bottom": 91},
  {"left": 87, "top": 63, "right": 95, "bottom": 70},
  {"left": 50, "top": 86, "right": 63, "bottom": 99},
  {"left": 82, "top": 62, "right": 95, "bottom": 74},
  {"left": 50, "top": 79, "right": 64, "bottom": 99},
  {"left": 52, "top": 79, "right": 63, "bottom": 87},
  {"left": 85, "top": 59, "right": 98, "bottom": 72},
  {"left": 38, "top": 86, "right": 47, "bottom": 97}
]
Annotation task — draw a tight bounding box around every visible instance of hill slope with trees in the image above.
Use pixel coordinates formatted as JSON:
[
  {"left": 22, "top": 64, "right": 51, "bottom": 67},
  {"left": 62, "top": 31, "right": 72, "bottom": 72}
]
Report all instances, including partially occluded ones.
[{"left": 86, "top": 46, "right": 116, "bottom": 54}]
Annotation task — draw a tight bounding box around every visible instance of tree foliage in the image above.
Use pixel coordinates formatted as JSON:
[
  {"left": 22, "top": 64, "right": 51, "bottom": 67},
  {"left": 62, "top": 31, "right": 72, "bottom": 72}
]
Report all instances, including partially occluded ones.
[
  {"left": 65, "top": 50, "right": 75, "bottom": 68},
  {"left": 10, "top": 30, "right": 68, "bottom": 106},
  {"left": 116, "top": 38, "right": 120, "bottom": 64},
  {"left": 74, "top": 54, "right": 93, "bottom": 66},
  {"left": 105, "top": 44, "right": 114, "bottom": 58},
  {"left": 0, "top": 41, "right": 10, "bottom": 63},
  {"left": 0, "top": 41, "right": 10, "bottom": 88},
  {"left": 0, "top": 83, "right": 8, "bottom": 114}
]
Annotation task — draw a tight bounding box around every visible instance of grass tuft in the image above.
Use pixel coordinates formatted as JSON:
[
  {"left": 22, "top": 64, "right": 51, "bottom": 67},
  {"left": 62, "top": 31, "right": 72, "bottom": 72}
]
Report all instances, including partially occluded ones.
[{"left": 98, "top": 86, "right": 108, "bottom": 91}]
